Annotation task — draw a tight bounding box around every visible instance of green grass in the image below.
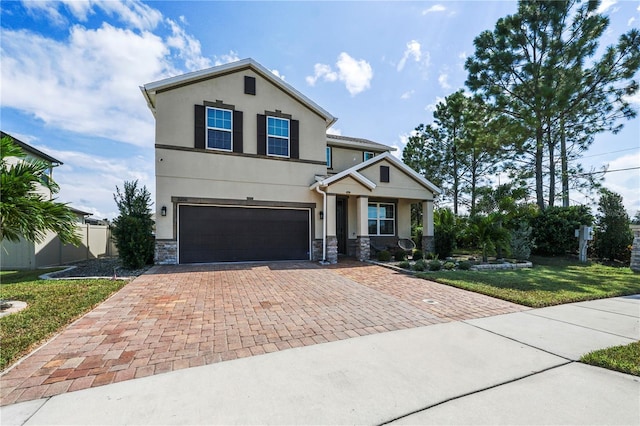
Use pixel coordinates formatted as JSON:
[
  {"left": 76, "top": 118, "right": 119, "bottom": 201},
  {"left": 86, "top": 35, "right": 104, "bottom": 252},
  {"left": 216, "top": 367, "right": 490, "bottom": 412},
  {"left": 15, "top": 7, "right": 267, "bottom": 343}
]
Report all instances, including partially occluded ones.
[
  {"left": 416, "top": 256, "right": 640, "bottom": 308},
  {"left": 0, "top": 270, "right": 127, "bottom": 371},
  {"left": 581, "top": 341, "right": 640, "bottom": 376}
]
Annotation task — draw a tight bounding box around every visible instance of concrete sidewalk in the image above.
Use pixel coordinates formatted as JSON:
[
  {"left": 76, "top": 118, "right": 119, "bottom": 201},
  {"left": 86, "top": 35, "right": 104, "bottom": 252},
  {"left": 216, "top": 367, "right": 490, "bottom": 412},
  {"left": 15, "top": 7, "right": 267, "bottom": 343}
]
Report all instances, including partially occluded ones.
[{"left": 2, "top": 295, "right": 638, "bottom": 425}]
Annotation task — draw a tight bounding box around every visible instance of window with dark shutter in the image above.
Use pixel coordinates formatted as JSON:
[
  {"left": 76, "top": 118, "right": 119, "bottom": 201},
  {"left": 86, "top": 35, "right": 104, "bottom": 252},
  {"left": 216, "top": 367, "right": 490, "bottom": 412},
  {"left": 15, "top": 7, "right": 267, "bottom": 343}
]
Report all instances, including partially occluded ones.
[
  {"left": 194, "top": 104, "right": 205, "bottom": 149},
  {"left": 257, "top": 114, "right": 266, "bottom": 155},
  {"left": 290, "top": 119, "right": 299, "bottom": 159},
  {"left": 244, "top": 76, "right": 256, "bottom": 95},
  {"left": 380, "top": 165, "right": 390, "bottom": 182},
  {"left": 233, "top": 110, "right": 243, "bottom": 153}
]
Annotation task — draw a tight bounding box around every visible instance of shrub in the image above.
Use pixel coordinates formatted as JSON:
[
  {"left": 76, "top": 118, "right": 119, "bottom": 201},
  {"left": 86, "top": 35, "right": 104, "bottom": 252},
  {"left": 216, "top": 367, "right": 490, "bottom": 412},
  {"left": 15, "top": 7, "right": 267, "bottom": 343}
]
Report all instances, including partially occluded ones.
[
  {"left": 594, "top": 189, "right": 633, "bottom": 262},
  {"left": 457, "top": 260, "right": 472, "bottom": 270},
  {"left": 443, "top": 261, "right": 456, "bottom": 270},
  {"left": 112, "top": 181, "right": 155, "bottom": 269},
  {"left": 398, "top": 260, "right": 411, "bottom": 269},
  {"left": 510, "top": 221, "right": 535, "bottom": 260},
  {"left": 412, "top": 249, "right": 423, "bottom": 260},
  {"left": 394, "top": 250, "right": 407, "bottom": 261},
  {"left": 425, "top": 252, "right": 437, "bottom": 260},
  {"left": 377, "top": 250, "right": 392, "bottom": 261},
  {"left": 532, "top": 206, "right": 593, "bottom": 256},
  {"left": 428, "top": 259, "right": 442, "bottom": 271},
  {"left": 413, "top": 259, "right": 427, "bottom": 271}
]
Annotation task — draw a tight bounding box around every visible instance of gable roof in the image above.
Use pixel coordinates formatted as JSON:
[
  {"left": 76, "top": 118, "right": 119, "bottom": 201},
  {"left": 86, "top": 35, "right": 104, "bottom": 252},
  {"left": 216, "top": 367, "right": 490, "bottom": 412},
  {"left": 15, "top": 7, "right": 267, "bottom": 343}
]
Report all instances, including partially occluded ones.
[
  {"left": 311, "top": 151, "right": 441, "bottom": 195},
  {"left": 1, "top": 131, "right": 63, "bottom": 165},
  {"left": 141, "top": 58, "right": 338, "bottom": 127},
  {"left": 326, "top": 134, "right": 396, "bottom": 152}
]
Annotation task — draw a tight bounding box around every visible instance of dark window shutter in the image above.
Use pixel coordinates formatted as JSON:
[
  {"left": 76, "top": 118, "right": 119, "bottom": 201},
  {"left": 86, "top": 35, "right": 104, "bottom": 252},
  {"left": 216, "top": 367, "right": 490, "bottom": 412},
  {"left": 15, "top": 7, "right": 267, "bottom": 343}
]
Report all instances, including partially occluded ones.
[
  {"left": 194, "top": 105, "right": 205, "bottom": 149},
  {"left": 233, "top": 110, "right": 243, "bottom": 153},
  {"left": 257, "top": 114, "right": 266, "bottom": 155},
  {"left": 244, "top": 76, "right": 256, "bottom": 95},
  {"left": 380, "top": 165, "right": 390, "bottom": 182},
  {"left": 290, "top": 119, "right": 299, "bottom": 159}
]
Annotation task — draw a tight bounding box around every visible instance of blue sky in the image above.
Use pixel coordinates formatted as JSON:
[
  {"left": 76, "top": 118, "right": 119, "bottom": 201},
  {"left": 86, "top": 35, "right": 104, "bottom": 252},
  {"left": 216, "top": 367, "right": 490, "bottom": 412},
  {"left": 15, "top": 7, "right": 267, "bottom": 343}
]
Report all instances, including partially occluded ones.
[{"left": 1, "top": 0, "right": 638, "bottom": 219}]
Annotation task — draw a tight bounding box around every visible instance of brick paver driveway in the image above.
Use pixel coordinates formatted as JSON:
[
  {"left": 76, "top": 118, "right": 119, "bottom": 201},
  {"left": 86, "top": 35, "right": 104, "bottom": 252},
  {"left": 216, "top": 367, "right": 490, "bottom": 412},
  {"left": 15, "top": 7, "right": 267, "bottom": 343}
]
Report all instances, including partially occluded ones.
[{"left": 1, "top": 260, "right": 526, "bottom": 405}]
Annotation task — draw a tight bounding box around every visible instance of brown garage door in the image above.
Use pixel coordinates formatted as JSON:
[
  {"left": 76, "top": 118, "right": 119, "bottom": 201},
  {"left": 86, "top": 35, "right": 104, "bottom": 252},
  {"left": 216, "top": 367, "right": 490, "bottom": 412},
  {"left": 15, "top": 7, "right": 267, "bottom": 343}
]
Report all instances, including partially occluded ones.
[{"left": 178, "top": 205, "right": 310, "bottom": 263}]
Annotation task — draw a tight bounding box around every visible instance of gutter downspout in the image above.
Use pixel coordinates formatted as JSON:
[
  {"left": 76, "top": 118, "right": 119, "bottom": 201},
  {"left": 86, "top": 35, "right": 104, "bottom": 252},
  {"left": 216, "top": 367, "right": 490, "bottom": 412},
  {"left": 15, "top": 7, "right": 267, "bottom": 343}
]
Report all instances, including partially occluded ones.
[{"left": 315, "top": 185, "right": 327, "bottom": 263}]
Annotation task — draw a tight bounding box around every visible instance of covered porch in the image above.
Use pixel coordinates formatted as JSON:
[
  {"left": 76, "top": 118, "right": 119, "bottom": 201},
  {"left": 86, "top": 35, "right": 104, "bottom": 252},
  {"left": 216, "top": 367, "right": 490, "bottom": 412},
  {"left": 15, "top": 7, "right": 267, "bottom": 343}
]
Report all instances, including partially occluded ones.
[{"left": 311, "top": 152, "right": 441, "bottom": 263}]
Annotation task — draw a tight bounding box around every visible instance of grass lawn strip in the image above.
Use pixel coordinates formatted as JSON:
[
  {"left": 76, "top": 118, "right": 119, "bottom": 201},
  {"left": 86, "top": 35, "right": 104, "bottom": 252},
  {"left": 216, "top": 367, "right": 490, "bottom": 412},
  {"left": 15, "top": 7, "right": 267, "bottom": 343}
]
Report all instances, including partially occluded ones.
[
  {"left": 581, "top": 341, "right": 640, "bottom": 376},
  {"left": 416, "top": 257, "right": 640, "bottom": 308},
  {"left": 0, "top": 269, "right": 127, "bottom": 371}
]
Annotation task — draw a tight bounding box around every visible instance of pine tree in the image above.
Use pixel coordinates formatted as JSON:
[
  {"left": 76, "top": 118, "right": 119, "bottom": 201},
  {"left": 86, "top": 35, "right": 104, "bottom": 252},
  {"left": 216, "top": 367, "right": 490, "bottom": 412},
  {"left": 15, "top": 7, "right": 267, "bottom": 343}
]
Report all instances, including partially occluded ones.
[{"left": 594, "top": 189, "right": 633, "bottom": 262}]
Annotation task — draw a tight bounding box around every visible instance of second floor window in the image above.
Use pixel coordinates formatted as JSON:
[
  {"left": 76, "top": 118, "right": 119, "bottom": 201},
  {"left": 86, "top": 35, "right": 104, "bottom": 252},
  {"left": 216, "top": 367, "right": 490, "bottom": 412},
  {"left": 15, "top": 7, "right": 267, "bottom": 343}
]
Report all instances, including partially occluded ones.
[
  {"left": 364, "top": 151, "right": 375, "bottom": 161},
  {"left": 207, "top": 107, "right": 232, "bottom": 151},
  {"left": 267, "top": 117, "right": 289, "bottom": 157},
  {"left": 326, "top": 147, "right": 332, "bottom": 168}
]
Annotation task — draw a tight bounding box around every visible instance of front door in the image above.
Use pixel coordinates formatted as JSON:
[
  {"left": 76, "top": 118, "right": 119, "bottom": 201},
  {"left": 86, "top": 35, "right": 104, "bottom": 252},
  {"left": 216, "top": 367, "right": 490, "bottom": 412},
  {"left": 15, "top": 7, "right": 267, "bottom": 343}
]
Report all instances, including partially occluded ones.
[{"left": 336, "top": 197, "right": 348, "bottom": 255}]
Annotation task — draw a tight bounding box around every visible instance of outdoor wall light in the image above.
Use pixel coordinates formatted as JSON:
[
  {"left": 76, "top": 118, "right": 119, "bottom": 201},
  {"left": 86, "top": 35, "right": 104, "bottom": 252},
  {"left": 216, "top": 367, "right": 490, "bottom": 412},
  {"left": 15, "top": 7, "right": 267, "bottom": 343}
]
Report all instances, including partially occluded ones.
[
  {"left": 319, "top": 211, "right": 324, "bottom": 219},
  {"left": 161, "top": 206, "right": 167, "bottom": 216}
]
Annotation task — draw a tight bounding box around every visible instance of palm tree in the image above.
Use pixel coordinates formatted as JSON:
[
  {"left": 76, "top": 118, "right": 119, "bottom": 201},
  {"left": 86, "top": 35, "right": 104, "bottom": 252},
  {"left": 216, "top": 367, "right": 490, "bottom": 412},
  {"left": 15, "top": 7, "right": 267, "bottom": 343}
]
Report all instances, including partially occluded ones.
[
  {"left": 469, "top": 213, "right": 511, "bottom": 263},
  {"left": 0, "top": 136, "right": 80, "bottom": 245}
]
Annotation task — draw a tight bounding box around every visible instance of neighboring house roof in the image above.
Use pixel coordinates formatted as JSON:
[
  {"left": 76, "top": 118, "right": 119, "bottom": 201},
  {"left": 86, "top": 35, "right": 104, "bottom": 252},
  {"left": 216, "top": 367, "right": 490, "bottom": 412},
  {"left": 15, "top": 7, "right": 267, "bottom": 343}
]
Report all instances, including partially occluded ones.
[
  {"left": 1, "top": 131, "right": 63, "bottom": 165},
  {"left": 141, "top": 58, "right": 338, "bottom": 128},
  {"left": 69, "top": 207, "right": 92, "bottom": 217},
  {"left": 326, "top": 134, "right": 396, "bottom": 152},
  {"left": 311, "top": 151, "right": 442, "bottom": 195}
]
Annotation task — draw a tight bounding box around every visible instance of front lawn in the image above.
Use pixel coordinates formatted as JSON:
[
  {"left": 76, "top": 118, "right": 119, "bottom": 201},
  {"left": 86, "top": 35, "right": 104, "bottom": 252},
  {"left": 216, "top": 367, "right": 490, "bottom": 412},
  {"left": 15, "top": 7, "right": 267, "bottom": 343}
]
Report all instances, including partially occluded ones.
[
  {"left": 0, "top": 270, "right": 127, "bottom": 371},
  {"left": 416, "top": 256, "right": 640, "bottom": 308},
  {"left": 581, "top": 341, "right": 640, "bottom": 376}
]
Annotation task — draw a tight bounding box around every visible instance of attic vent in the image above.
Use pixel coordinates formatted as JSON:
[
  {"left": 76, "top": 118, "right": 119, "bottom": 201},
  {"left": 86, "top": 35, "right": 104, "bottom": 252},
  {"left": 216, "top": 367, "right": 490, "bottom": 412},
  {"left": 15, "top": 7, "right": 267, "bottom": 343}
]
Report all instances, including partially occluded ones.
[
  {"left": 380, "top": 166, "right": 390, "bottom": 183},
  {"left": 245, "top": 76, "right": 256, "bottom": 95}
]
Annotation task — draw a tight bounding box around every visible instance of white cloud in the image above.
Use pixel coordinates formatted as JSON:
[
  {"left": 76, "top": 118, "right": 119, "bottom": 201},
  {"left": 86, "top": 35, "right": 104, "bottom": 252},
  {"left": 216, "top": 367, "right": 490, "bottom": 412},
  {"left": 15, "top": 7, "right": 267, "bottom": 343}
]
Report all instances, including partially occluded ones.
[
  {"left": 306, "top": 53, "right": 373, "bottom": 96},
  {"left": 166, "top": 18, "right": 211, "bottom": 71},
  {"left": 603, "top": 152, "right": 640, "bottom": 215},
  {"left": 624, "top": 90, "right": 640, "bottom": 105},
  {"left": 397, "top": 40, "right": 422, "bottom": 72},
  {"left": 401, "top": 90, "right": 415, "bottom": 100},
  {"left": 306, "top": 63, "right": 338, "bottom": 86},
  {"left": 596, "top": 0, "right": 617, "bottom": 14},
  {"left": 458, "top": 51, "right": 467, "bottom": 60},
  {"left": 628, "top": 17, "right": 636, "bottom": 26},
  {"left": 422, "top": 4, "right": 446, "bottom": 15},
  {"left": 22, "top": 0, "right": 162, "bottom": 30},
  {"left": 1, "top": 25, "right": 169, "bottom": 147},
  {"left": 271, "top": 69, "right": 285, "bottom": 80},
  {"left": 326, "top": 127, "right": 342, "bottom": 136},
  {"left": 438, "top": 72, "right": 451, "bottom": 89},
  {"left": 335, "top": 52, "right": 373, "bottom": 96},
  {"left": 213, "top": 50, "right": 240, "bottom": 66}
]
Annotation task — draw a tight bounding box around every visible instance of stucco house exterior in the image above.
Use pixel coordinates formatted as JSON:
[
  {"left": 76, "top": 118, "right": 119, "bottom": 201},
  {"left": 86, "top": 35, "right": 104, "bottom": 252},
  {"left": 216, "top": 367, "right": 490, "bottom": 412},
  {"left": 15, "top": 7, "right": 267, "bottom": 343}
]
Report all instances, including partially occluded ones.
[{"left": 141, "top": 58, "right": 440, "bottom": 265}]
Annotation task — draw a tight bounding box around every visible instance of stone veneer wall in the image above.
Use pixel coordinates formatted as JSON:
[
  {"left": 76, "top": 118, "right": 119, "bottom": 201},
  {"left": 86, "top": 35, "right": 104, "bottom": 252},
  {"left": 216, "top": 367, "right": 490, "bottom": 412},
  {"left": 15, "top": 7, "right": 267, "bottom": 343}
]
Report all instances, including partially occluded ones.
[
  {"left": 631, "top": 231, "right": 640, "bottom": 273},
  {"left": 326, "top": 236, "right": 338, "bottom": 264},
  {"left": 155, "top": 240, "right": 177, "bottom": 265},
  {"left": 355, "top": 236, "right": 370, "bottom": 261},
  {"left": 422, "top": 236, "right": 435, "bottom": 255},
  {"left": 312, "top": 239, "right": 323, "bottom": 262}
]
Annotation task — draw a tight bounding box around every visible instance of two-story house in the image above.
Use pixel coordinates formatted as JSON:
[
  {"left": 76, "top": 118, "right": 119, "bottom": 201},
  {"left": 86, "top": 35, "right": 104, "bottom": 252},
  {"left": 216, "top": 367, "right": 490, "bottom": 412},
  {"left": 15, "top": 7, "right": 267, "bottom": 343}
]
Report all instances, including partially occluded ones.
[{"left": 141, "top": 59, "right": 439, "bottom": 265}]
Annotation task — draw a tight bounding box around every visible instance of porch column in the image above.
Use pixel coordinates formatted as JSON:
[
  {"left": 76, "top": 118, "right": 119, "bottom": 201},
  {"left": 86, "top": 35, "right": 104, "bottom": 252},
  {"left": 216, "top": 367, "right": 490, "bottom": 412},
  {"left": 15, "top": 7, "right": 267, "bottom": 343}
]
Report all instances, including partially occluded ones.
[
  {"left": 422, "top": 200, "right": 435, "bottom": 254},
  {"left": 355, "top": 196, "right": 370, "bottom": 261},
  {"left": 326, "top": 194, "right": 338, "bottom": 264}
]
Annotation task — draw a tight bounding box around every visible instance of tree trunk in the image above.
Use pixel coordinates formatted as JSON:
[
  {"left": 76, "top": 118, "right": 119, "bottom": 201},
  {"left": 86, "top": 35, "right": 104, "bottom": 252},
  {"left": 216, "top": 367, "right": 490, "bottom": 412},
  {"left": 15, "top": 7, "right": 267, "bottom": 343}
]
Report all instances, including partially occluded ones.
[
  {"left": 560, "top": 119, "right": 569, "bottom": 207},
  {"left": 535, "top": 125, "right": 545, "bottom": 210},
  {"left": 452, "top": 127, "right": 459, "bottom": 215},
  {"left": 547, "top": 125, "right": 555, "bottom": 207}
]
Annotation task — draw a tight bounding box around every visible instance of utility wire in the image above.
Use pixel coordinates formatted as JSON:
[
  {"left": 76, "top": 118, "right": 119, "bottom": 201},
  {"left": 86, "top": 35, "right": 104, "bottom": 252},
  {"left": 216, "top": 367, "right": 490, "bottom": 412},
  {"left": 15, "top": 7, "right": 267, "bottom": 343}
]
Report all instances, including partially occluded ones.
[{"left": 574, "top": 166, "right": 640, "bottom": 177}]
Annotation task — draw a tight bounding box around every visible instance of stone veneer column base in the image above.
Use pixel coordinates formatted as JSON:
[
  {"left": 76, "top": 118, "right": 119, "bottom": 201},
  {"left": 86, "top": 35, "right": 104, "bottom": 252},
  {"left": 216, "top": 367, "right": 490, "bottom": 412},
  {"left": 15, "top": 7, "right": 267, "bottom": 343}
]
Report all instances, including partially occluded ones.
[
  {"left": 631, "top": 231, "right": 640, "bottom": 273},
  {"left": 355, "top": 236, "right": 370, "bottom": 261},
  {"left": 326, "top": 236, "right": 338, "bottom": 264},
  {"left": 422, "top": 235, "right": 435, "bottom": 255},
  {"left": 312, "top": 239, "right": 323, "bottom": 262},
  {"left": 155, "top": 240, "right": 177, "bottom": 265}
]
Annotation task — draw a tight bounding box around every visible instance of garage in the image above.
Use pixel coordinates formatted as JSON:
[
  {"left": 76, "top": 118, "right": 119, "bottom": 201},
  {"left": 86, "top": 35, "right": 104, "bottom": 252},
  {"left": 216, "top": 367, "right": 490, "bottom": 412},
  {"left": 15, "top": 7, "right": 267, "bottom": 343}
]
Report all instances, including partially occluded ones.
[{"left": 178, "top": 205, "right": 310, "bottom": 263}]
